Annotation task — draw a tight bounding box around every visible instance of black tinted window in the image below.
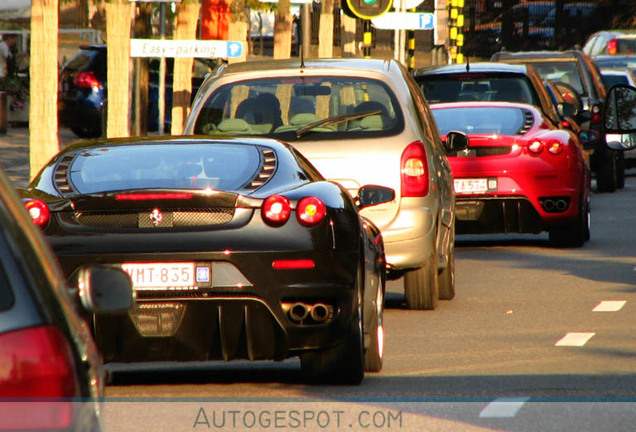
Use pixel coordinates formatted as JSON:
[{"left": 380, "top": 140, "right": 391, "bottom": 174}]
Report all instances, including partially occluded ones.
[
  {"left": 67, "top": 143, "right": 264, "bottom": 193},
  {"left": 0, "top": 233, "right": 15, "bottom": 312}
]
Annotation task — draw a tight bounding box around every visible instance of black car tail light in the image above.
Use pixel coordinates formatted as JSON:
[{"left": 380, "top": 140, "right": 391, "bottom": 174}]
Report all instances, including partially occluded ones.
[
  {"left": 607, "top": 38, "right": 618, "bottom": 55},
  {"left": 400, "top": 141, "right": 429, "bottom": 197},
  {"left": 262, "top": 195, "right": 291, "bottom": 226},
  {"left": 0, "top": 326, "right": 78, "bottom": 429},
  {"left": 296, "top": 196, "right": 326, "bottom": 226},
  {"left": 23, "top": 199, "right": 50, "bottom": 227},
  {"left": 590, "top": 103, "right": 602, "bottom": 125},
  {"left": 72, "top": 71, "right": 100, "bottom": 89}
]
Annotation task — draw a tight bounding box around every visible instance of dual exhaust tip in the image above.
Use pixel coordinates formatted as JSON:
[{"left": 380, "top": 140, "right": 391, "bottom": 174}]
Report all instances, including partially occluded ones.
[
  {"left": 284, "top": 302, "right": 333, "bottom": 324},
  {"left": 541, "top": 197, "right": 570, "bottom": 213}
]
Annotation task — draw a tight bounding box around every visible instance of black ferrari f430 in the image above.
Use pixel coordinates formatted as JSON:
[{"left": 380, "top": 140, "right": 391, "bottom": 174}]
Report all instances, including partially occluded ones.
[{"left": 20, "top": 136, "right": 394, "bottom": 384}]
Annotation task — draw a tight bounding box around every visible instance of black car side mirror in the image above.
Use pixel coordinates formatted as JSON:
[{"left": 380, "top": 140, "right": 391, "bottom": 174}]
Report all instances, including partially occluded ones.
[
  {"left": 357, "top": 185, "right": 395, "bottom": 209},
  {"left": 76, "top": 265, "right": 135, "bottom": 314},
  {"left": 443, "top": 131, "right": 470, "bottom": 154},
  {"left": 604, "top": 84, "right": 636, "bottom": 151}
]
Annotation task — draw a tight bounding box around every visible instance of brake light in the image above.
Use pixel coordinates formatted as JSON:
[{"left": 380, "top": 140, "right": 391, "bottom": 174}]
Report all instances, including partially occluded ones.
[
  {"left": 23, "top": 199, "right": 50, "bottom": 227},
  {"left": 0, "top": 326, "right": 78, "bottom": 429},
  {"left": 547, "top": 141, "right": 563, "bottom": 154},
  {"left": 296, "top": 197, "right": 326, "bottom": 226},
  {"left": 590, "top": 103, "right": 602, "bottom": 125},
  {"left": 400, "top": 141, "right": 429, "bottom": 197},
  {"left": 262, "top": 195, "right": 291, "bottom": 225},
  {"left": 116, "top": 192, "right": 193, "bottom": 200},
  {"left": 272, "top": 259, "right": 315, "bottom": 269},
  {"left": 607, "top": 38, "right": 618, "bottom": 55},
  {"left": 72, "top": 71, "right": 100, "bottom": 89},
  {"left": 528, "top": 140, "right": 544, "bottom": 153}
]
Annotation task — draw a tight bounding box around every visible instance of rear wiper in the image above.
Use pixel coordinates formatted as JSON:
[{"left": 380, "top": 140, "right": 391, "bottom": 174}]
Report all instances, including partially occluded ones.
[{"left": 294, "top": 109, "right": 382, "bottom": 139}]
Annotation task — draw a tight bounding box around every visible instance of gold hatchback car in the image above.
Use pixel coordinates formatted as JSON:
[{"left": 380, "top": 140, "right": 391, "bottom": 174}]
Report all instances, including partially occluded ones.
[{"left": 184, "top": 58, "right": 467, "bottom": 310}]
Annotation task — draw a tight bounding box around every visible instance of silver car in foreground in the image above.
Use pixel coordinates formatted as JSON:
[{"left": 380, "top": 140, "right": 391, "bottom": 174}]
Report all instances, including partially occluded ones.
[{"left": 184, "top": 58, "right": 467, "bottom": 310}]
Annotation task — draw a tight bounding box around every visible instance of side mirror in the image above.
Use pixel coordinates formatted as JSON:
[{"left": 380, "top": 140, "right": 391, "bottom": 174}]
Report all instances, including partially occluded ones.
[
  {"left": 604, "top": 84, "right": 636, "bottom": 133},
  {"left": 603, "top": 84, "right": 636, "bottom": 151},
  {"left": 75, "top": 265, "right": 135, "bottom": 314},
  {"left": 578, "top": 129, "right": 600, "bottom": 146},
  {"left": 443, "top": 131, "right": 469, "bottom": 154},
  {"left": 357, "top": 185, "right": 395, "bottom": 209}
]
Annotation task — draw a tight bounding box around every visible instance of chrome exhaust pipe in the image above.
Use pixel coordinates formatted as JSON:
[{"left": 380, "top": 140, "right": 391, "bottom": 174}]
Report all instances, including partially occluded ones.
[
  {"left": 543, "top": 199, "right": 555, "bottom": 211},
  {"left": 310, "top": 303, "right": 330, "bottom": 323},
  {"left": 556, "top": 199, "right": 568, "bottom": 211},
  {"left": 289, "top": 302, "right": 309, "bottom": 322}
]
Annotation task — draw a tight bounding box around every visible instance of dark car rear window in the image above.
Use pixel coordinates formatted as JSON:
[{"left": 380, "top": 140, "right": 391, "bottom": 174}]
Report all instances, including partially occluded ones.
[
  {"left": 616, "top": 38, "right": 636, "bottom": 55},
  {"left": 67, "top": 143, "right": 263, "bottom": 194},
  {"left": 420, "top": 75, "right": 537, "bottom": 106},
  {"left": 63, "top": 48, "right": 106, "bottom": 81},
  {"left": 601, "top": 73, "right": 629, "bottom": 88},
  {"left": 432, "top": 106, "right": 532, "bottom": 136},
  {"left": 520, "top": 61, "right": 584, "bottom": 96}
]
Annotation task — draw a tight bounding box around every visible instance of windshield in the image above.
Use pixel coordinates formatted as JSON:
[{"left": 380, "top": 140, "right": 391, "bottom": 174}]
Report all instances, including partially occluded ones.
[
  {"left": 192, "top": 76, "right": 404, "bottom": 139},
  {"left": 67, "top": 143, "right": 263, "bottom": 194},
  {"left": 432, "top": 106, "right": 532, "bottom": 136}
]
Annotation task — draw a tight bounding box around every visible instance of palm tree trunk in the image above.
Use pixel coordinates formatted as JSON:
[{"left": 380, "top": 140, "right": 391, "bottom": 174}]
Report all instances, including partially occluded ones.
[
  {"left": 29, "top": 0, "right": 59, "bottom": 181},
  {"left": 274, "top": 0, "right": 292, "bottom": 59},
  {"left": 318, "top": 0, "right": 334, "bottom": 58},
  {"left": 105, "top": 0, "right": 133, "bottom": 138},
  {"left": 171, "top": 1, "right": 201, "bottom": 135}
]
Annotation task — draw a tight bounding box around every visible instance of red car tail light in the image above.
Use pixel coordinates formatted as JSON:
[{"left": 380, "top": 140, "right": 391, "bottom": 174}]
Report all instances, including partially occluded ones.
[
  {"left": 23, "top": 199, "right": 50, "bottom": 227},
  {"left": 547, "top": 141, "right": 564, "bottom": 155},
  {"left": 72, "top": 71, "right": 100, "bottom": 89},
  {"left": 262, "top": 195, "right": 291, "bottom": 225},
  {"left": 400, "top": 141, "right": 429, "bottom": 197},
  {"left": 528, "top": 140, "right": 544, "bottom": 154},
  {"left": 296, "top": 197, "right": 326, "bottom": 226},
  {"left": 607, "top": 38, "right": 618, "bottom": 55},
  {"left": 0, "top": 327, "right": 77, "bottom": 430}
]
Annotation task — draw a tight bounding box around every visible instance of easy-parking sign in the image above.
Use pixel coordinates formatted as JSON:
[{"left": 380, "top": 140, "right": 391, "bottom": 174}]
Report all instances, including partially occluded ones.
[
  {"left": 130, "top": 39, "right": 243, "bottom": 59},
  {"left": 371, "top": 12, "right": 435, "bottom": 30}
]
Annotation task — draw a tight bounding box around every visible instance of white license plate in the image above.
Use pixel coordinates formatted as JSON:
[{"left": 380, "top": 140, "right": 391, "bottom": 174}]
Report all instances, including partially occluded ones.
[
  {"left": 454, "top": 178, "right": 489, "bottom": 194},
  {"left": 121, "top": 262, "right": 196, "bottom": 290}
]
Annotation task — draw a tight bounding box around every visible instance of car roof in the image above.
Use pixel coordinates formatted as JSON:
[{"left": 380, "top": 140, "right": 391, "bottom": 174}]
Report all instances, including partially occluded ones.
[
  {"left": 61, "top": 135, "right": 295, "bottom": 154},
  {"left": 491, "top": 51, "right": 585, "bottom": 61},
  {"left": 412, "top": 62, "right": 533, "bottom": 77},
  {"left": 219, "top": 58, "right": 399, "bottom": 76}
]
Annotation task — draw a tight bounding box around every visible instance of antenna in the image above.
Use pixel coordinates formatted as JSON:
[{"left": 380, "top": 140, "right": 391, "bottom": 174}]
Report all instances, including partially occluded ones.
[
  {"left": 300, "top": 44, "right": 305, "bottom": 69},
  {"left": 465, "top": 57, "right": 470, "bottom": 72}
]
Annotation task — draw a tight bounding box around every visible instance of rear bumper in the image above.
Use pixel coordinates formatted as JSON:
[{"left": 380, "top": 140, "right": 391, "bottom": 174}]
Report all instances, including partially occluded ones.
[
  {"left": 378, "top": 199, "right": 436, "bottom": 274},
  {"left": 63, "top": 250, "right": 360, "bottom": 363}
]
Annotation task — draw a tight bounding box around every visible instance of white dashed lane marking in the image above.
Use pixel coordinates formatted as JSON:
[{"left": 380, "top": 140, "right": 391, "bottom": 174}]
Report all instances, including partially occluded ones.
[
  {"left": 555, "top": 332, "right": 596, "bottom": 346},
  {"left": 479, "top": 397, "right": 530, "bottom": 418},
  {"left": 592, "top": 300, "right": 626, "bottom": 312}
]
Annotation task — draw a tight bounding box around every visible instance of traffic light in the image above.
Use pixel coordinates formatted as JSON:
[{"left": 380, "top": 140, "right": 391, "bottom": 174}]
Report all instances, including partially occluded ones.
[{"left": 341, "top": 0, "right": 393, "bottom": 20}]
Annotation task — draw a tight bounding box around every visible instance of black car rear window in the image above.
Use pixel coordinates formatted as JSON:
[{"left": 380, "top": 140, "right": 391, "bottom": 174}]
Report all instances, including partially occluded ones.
[{"left": 66, "top": 143, "right": 263, "bottom": 194}]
